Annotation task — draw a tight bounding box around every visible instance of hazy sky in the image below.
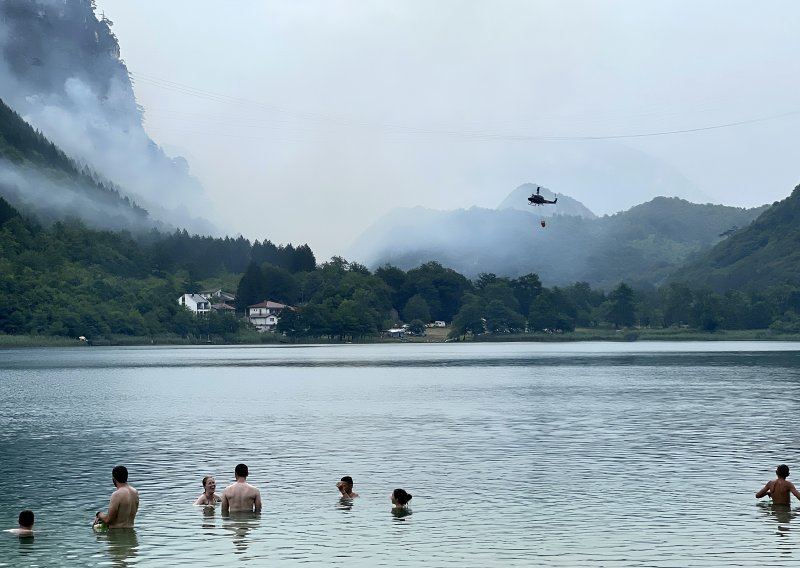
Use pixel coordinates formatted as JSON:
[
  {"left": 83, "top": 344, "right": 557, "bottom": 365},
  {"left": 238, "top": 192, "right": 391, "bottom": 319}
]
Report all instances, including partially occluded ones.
[{"left": 95, "top": 0, "right": 800, "bottom": 260}]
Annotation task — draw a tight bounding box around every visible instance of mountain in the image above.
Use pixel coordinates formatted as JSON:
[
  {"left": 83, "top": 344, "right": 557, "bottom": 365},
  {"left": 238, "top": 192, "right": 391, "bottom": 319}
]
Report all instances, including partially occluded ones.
[
  {"left": 0, "top": 96, "right": 157, "bottom": 231},
  {"left": 672, "top": 185, "right": 800, "bottom": 291},
  {"left": 0, "top": 0, "right": 213, "bottom": 233},
  {"left": 348, "top": 193, "right": 766, "bottom": 289},
  {"left": 497, "top": 183, "right": 597, "bottom": 219}
]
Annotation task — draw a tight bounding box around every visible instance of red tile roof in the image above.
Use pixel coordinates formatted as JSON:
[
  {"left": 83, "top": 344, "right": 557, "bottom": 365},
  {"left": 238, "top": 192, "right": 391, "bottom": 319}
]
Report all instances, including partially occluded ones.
[{"left": 247, "top": 300, "right": 288, "bottom": 309}]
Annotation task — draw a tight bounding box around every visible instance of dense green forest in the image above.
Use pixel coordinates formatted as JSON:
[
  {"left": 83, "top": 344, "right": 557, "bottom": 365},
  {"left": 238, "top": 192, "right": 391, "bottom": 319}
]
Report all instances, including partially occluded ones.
[
  {"left": 3, "top": 193, "right": 800, "bottom": 344},
  {"left": 673, "top": 184, "right": 800, "bottom": 292},
  {"left": 0, "top": 196, "right": 315, "bottom": 341}
]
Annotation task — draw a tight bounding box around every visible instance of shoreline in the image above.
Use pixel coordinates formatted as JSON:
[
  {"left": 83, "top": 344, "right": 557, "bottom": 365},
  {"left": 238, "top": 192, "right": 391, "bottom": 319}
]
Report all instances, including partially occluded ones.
[{"left": 2, "top": 328, "right": 800, "bottom": 348}]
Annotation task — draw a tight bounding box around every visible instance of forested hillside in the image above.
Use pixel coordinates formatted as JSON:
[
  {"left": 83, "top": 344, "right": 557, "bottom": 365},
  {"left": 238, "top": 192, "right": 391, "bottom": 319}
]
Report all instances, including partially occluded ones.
[
  {"left": 4, "top": 187, "right": 800, "bottom": 342},
  {"left": 0, "top": 0, "right": 210, "bottom": 232},
  {"left": 349, "top": 196, "right": 766, "bottom": 288},
  {"left": 0, "top": 196, "right": 314, "bottom": 340},
  {"left": 0, "top": 97, "right": 152, "bottom": 231},
  {"left": 673, "top": 185, "right": 800, "bottom": 291}
]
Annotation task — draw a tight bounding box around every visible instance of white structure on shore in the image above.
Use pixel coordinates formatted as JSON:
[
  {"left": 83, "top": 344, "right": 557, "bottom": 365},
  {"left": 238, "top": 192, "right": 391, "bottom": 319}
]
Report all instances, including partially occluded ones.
[
  {"left": 177, "top": 293, "right": 211, "bottom": 314},
  {"left": 247, "top": 300, "right": 288, "bottom": 332}
]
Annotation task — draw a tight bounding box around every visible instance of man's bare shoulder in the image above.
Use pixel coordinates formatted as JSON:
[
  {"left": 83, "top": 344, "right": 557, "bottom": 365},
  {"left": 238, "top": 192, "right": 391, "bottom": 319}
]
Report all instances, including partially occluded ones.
[{"left": 4, "top": 529, "right": 32, "bottom": 535}]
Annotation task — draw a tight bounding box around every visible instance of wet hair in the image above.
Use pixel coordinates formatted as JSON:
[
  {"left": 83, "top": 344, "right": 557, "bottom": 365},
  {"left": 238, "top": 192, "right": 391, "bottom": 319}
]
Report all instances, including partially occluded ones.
[
  {"left": 202, "top": 476, "right": 213, "bottom": 488},
  {"left": 112, "top": 465, "right": 128, "bottom": 483},
  {"left": 18, "top": 510, "right": 34, "bottom": 528},
  {"left": 393, "top": 488, "right": 412, "bottom": 506},
  {"left": 341, "top": 476, "right": 353, "bottom": 485},
  {"left": 777, "top": 464, "right": 790, "bottom": 478},
  {"left": 235, "top": 463, "right": 249, "bottom": 478}
]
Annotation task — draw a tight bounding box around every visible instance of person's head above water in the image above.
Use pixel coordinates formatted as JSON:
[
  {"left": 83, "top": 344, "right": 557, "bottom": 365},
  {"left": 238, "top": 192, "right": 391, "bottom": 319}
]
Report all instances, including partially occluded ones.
[
  {"left": 235, "top": 463, "right": 249, "bottom": 479},
  {"left": 337, "top": 476, "right": 355, "bottom": 495},
  {"left": 202, "top": 476, "right": 217, "bottom": 492},
  {"left": 777, "top": 464, "right": 790, "bottom": 479},
  {"left": 391, "top": 488, "right": 412, "bottom": 507},
  {"left": 112, "top": 465, "right": 128, "bottom": 485},
  {"left": 18, "top": 510, "right": 34, "bottom": 529}
]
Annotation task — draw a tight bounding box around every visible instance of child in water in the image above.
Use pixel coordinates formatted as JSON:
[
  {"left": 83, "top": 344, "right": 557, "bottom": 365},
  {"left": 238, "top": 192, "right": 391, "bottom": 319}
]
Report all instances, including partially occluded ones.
[{"left": 756, "top": 464, "right": 800, "bottom": 505}]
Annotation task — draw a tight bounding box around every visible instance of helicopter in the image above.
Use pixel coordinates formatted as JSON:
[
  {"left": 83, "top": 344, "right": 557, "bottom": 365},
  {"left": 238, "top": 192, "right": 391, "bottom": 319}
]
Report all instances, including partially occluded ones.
[{"left": 527, "top": 186, "right": 557, "bottom": 206}]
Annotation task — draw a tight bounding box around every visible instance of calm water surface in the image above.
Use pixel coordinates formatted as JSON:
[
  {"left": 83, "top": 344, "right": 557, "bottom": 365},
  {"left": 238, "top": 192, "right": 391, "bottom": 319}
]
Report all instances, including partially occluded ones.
[{"left": 1, "top": 341, "right": 799, "bottom": 566}]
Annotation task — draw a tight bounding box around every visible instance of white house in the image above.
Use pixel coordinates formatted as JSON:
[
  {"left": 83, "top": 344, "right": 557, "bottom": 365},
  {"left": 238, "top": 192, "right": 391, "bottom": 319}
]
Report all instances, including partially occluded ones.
[
  {"left": 177, "top": 293, "right": 211, "bottom": 314},
  {"left": 247, "top": 300, "right": 288, "bottom": 332}
]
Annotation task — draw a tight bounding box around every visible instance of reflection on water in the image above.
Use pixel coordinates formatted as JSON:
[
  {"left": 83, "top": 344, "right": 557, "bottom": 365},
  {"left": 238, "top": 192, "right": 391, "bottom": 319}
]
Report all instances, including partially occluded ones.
[
  {"left": 97, "top": 529, "right": 138, "bottom": 567},
  {"left": 391, "top": 508, "right": 412, "bottom": 521},
  {"left": 758, "top": 501, "right": 797, "bottom": 534},
  {"left": 15, "top": 535, "right": 35, "bottom": 554},
  {"left": 221, "top": 512, "right": 260, "bottom": 556},
  {"left": 2, "top": 343, "right": 800, "bottom": 566},
  {"left": 200, "top": 505, "right": 217, "bottom": 530},
  {"left": 337, "top": 497, "right": 354, "bottom": 512}
]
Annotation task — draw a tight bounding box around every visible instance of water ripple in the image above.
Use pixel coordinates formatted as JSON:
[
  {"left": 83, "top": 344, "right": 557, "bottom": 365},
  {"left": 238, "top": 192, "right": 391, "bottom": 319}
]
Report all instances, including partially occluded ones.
[{"left": 1, "top": 343, "right": 799, "bottom": 566}]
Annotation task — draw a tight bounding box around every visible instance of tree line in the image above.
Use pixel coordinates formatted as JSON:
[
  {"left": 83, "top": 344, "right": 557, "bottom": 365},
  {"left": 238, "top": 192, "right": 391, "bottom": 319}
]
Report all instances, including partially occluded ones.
[
  {"left": 0, "top": 197, "right": 314, "bottom": 340},
  {"left": 2, "top": 195, "right": 800, "bottom": 342}
]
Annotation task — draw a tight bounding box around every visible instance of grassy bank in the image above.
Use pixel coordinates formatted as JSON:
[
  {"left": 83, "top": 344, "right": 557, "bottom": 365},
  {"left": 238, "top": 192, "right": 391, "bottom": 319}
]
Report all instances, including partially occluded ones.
[
  {"left": 3, "top": 327, "right": 800, "bottom": 348},
  {"left": 469, "top": 327, "right": 800, "bottom": 342}
]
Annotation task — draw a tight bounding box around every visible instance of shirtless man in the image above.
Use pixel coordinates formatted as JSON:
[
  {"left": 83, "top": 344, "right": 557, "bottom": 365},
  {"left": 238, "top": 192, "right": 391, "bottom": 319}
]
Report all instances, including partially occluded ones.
[
  {"left": 221, "top": 464, "right": 262, "bottom": 513},
  {"left": 4, "top": 510, "right": 34, "bottom": 535},
  {"left": 336, "top": 476, "right": 359, "bottom": 498},
  {"left": 96, "top": 465, "right": 139, "bottom": 528},
  {"left": 195, "top": 476, "right": 222, "bottom": 505},
  {"left": 756, "top": 464, "right": 800, "bottom": 505}
]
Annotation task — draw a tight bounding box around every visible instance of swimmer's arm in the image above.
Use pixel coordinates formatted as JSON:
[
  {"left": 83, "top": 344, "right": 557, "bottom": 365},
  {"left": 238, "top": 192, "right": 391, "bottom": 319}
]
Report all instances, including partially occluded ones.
[
  {"left": 789, "top": 482, "right": 800, "bottom": 501},
  {"left": 756, "top": 481, "right": 773, "bottom": 499},
  {"left": 193, "top": 495, "right": 205, "bottom": 506},
  {"left": 98, "top": 493, "right": 120, "bottom": 524},
  {"left": 254, "top": 490, "right": 262, "bottom": 513},
  {"left": 221, "top": 491, "right": 229, "bottom": 513}
]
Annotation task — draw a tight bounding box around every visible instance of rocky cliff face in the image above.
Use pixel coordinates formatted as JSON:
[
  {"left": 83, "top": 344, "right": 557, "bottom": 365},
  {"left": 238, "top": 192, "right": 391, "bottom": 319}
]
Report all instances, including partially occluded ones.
[{"left": 0, "top": 0, "right": 212, "bottom": 233}]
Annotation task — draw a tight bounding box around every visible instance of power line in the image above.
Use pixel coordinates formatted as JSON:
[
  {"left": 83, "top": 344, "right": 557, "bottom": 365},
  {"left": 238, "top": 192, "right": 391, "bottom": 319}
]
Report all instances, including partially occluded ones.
[{"left": 130, "top": 70, "right": 800, "bottom": 142}]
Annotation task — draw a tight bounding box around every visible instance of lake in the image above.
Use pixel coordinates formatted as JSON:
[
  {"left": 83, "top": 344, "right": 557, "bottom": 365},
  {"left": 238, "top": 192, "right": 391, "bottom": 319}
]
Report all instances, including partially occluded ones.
[{"left": 1, "top": 341, "right": 799, "bottom": 566}]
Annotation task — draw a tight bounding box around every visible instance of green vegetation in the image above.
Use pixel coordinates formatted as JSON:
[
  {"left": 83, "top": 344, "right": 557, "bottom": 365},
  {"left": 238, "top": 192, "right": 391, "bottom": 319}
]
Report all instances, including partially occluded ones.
[
  {"left": 4, "top": 187, "right": 800, "bottom": 346},
  {"left": 0, "top": 196, "right": 315, "bottom": 343},
  {"left": 0, "top": 97, "right": 147, "bottom": 221},
  {"left": 4, "top": 77, "right": 800, "bottom": 345},
  {"left": 675, "top": 185, "right": 800, "bottom": 291},
  {"left": 356, "top": 196, "right": 767, "bottom": 289}
]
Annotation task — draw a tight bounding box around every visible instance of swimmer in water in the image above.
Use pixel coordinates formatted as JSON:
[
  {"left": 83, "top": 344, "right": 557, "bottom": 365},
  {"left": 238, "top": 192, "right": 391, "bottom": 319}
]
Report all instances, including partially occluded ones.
[
  {"left": 96, "top": 465, "right": 139, "bottom": 529},
  {"left": 221, "top": 464, "right": 262, "bottom": 514},
  {"left": 336, "top": 476, "right": 359, "bottom": 498},
  {"left": 391, "top": 488, "right": 412, "bottom": 509},
  {"left": 756, "top": 464, "right": 800, "bottom": 505},
  {"left": 195, "top": 476, "right": 222, "bottom": 506},
  {"left": 4, "top": 510, "right": 34, "bottom": 535}
]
